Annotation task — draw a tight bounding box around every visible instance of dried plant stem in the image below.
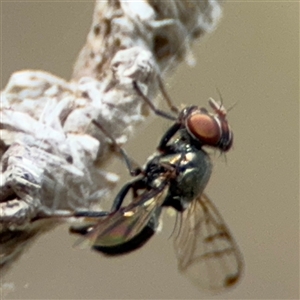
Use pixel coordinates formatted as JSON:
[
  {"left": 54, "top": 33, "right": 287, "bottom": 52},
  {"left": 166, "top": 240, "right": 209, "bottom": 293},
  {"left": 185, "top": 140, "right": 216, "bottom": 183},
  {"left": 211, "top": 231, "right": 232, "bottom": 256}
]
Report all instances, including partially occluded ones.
[{"left": 0, "top": 0, "right": 223, "bottom": 276}]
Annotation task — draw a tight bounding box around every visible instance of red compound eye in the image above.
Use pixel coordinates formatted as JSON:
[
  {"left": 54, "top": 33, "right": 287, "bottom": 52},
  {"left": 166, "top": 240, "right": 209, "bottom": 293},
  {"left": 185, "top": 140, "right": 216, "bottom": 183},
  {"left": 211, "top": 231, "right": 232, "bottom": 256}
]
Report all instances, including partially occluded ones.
[{"left": 186, "top": 113, "right": 221, "bottom": 146}]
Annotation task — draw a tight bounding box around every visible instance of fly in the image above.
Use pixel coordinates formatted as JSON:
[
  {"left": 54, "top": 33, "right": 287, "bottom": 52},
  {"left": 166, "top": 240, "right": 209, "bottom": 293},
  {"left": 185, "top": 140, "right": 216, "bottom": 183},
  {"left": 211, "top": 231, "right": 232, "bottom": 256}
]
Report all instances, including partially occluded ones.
[{"left": 70, "top": 80, "right": 243, "bottom": 292}]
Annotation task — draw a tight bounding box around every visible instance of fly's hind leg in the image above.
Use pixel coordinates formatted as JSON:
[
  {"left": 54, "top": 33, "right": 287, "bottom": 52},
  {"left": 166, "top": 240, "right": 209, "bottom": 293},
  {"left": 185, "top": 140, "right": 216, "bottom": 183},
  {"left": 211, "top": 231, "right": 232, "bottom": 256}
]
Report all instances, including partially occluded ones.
[
  {"left": 72, "top": 177, "right": 146, "bottom": 218},
  {"left": 70, "top": 178, "right": 146, "bottom": 235}
]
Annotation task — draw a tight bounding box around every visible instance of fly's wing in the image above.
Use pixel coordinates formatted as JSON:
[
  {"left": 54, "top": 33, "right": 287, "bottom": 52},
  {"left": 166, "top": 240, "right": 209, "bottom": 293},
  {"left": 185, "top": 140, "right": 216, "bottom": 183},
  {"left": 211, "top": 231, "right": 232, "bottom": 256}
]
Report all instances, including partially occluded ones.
[
  {"left": 173, "top": 193, "right": 243, "bottom": 292},
  {"left": 76, "top": 184, "right": 168, "bottom": 249}
]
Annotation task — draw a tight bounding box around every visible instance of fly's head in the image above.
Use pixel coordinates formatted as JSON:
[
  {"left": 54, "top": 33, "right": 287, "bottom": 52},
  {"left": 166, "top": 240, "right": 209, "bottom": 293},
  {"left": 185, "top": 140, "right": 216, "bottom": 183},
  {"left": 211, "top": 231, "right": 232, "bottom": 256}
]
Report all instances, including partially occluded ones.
[{"left": 180, "top": 99, "right": 233, "bottom": 152}]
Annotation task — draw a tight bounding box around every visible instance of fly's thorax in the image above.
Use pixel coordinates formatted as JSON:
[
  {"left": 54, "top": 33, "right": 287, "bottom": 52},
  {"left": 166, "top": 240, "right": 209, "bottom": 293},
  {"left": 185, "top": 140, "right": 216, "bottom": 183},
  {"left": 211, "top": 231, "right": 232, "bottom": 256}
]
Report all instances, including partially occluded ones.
[
  {"left": 159, "top": 152, "right": 182, "bottom": 166},
  {"left": 163, "top": 148, "right": 212, "bottom": 212},
  {"left": 176, "top": 148, "right": 212, "bottom": 198}
]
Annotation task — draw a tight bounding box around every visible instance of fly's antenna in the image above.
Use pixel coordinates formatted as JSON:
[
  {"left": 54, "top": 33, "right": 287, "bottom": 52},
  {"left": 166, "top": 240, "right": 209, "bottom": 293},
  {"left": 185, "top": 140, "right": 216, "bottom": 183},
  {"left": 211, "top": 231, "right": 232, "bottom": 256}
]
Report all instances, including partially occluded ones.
[
  {"left": 227, "top": 101, "right": 239, "bottom": 113},
  {"left": 216, "top": 87, "right": 224, "bottom": 106},
  {"left": 215, "top": 87, "right": 238, "bottom": 114},
  {"left": 208, "top": 88, "right": 227, "bottom": 119}
]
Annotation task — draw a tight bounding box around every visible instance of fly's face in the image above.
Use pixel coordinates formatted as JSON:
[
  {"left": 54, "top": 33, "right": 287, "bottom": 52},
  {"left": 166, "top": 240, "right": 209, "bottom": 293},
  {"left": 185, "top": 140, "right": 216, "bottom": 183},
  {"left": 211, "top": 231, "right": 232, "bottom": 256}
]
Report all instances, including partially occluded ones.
[{"left": 182, "top": 98, "right": 233, "bottom": 152}]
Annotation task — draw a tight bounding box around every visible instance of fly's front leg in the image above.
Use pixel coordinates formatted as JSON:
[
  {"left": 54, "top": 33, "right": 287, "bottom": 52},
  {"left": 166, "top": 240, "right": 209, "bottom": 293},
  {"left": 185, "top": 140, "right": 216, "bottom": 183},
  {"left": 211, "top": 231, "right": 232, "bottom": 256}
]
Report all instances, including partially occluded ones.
[
  {"left": 133, "top": 81, "right": 177, "bottom": 121},
  {"left": 156, "top": 75, "right": 179, "bottom": 114},
  {"left": 92, "top": 119, "right": 141, "bottom": 176},
  {"left": 157, "top": 122, "right": 181, "bottom": 153}
]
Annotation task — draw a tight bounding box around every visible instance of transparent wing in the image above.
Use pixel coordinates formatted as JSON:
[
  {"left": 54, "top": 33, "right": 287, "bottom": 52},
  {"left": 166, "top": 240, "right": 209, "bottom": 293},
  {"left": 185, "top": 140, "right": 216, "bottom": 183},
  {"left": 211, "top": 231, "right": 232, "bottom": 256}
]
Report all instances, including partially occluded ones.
[
  {"left": 173, "top": 193, "right": 243, "bottom": 291},
  {"left": 76, "top": 184, "right": 168, "bottom": 248}
]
